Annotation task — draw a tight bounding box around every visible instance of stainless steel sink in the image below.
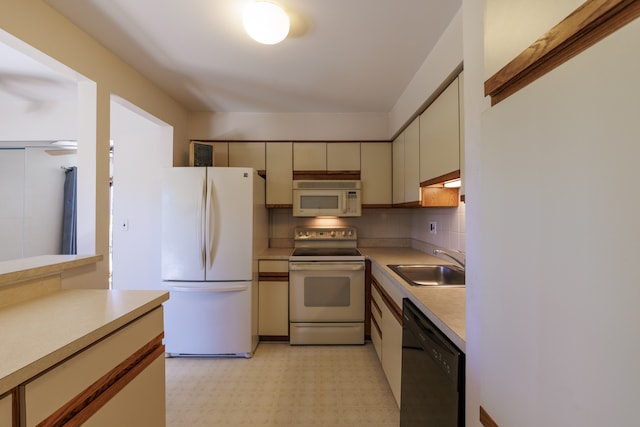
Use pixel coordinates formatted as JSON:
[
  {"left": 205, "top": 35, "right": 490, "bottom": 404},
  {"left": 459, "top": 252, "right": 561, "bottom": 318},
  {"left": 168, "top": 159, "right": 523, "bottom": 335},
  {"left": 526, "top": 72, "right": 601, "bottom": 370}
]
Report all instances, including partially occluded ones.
[{"left": 387, "top": 264, "right": 465, "bottom": 287}]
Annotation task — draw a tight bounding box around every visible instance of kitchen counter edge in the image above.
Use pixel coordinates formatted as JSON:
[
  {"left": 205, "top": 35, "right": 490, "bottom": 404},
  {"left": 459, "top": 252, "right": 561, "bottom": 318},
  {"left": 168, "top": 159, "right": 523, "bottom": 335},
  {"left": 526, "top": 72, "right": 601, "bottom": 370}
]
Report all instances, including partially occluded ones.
[{"left": 0, "top": 289, "right": 169, "bottom": 395}]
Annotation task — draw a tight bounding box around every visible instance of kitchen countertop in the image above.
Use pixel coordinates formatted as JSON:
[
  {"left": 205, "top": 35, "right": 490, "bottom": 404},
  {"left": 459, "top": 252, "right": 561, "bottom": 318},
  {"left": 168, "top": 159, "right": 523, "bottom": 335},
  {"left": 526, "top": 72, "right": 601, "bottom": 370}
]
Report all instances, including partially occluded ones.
[
  {"left": 359, "top": 247, "right": 466, "bottom": 351},
  {"left": 257, "top": 247, "right": 293, "bottom": 260},
  {"left": 0, "top": 289, "right": 169, "bottom": 395},
  {"left": 0, "top": 255, "right": 103, "bottom": 287}
]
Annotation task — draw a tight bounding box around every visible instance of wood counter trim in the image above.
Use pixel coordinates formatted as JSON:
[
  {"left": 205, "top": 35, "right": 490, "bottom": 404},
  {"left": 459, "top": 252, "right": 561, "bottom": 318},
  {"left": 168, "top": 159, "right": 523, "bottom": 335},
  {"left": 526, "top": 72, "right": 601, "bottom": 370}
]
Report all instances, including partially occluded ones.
[
  {"left": 485, "top": 0, "right": 640, "bottom": 105},
  {"left": 293, "top": 171, "right": 361, "bottom": 180},
  {"left": 36, "top": 333, "right": 164, "bottom": 427},
  {"left": 420, "top": 170, "right": 460, "bottom": 188},
  {"left": 480, "top": 405, "right": 500, "bottom": 427},
  {"left": 371, "top": 276, "right": 402, "bottom": 324}
]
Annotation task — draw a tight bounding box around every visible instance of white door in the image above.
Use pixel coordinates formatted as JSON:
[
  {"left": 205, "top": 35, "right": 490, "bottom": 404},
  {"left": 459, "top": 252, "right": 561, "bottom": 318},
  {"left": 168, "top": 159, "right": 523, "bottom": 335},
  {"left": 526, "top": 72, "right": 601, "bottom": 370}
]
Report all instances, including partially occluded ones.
[
  {"left": 161, "top": 167, "right": 207, "bottom": 281},
  {"left": 205, "top": 168, "right": 253, "bottom": 281}
]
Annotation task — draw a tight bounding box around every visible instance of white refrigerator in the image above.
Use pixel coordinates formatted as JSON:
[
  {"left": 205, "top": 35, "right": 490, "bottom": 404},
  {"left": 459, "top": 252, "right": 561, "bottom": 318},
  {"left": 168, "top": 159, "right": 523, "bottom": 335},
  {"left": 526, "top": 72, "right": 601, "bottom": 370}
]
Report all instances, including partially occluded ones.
[{"left": 161, "top": 167, "right": 267, "bottom": 357}]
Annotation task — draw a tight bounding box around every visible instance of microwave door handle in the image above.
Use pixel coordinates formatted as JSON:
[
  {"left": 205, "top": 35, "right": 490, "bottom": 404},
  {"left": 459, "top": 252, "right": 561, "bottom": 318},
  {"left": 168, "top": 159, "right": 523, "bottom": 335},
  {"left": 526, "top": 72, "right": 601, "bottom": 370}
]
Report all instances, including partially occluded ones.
[{"left": 341, "top": 192, "right": 346, "bottom": 214}]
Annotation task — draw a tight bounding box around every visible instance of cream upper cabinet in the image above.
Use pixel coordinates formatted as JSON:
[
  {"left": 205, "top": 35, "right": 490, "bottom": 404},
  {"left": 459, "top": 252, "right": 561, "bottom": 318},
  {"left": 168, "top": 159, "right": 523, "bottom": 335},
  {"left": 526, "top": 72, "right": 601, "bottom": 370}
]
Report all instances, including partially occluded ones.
[
  {"left": 210, "top": 142, "right": 229, "bottom": 167},
  {"left": 228, "top": 142, "right": 266, "bottom": 170},
  {"left": 361, "top": 143, "right": 391, "bottom": 205},
  {"left": 404, "top": 118, "right": 421, "bottom": 203},
  {"left": 419, "top": 76, "right": 460, "bottom": 183},
  {"left": 293, "top": 142, "right": 326, "bottom": 171},
  {"left": 266, "top": 142, "right": 293, "bottom": 206},
  {"left": 327, "top": 142, "right": 360, "bottom": 171},
  {"left": 392, "top": 132, "right": 405, "bottom": 205}
]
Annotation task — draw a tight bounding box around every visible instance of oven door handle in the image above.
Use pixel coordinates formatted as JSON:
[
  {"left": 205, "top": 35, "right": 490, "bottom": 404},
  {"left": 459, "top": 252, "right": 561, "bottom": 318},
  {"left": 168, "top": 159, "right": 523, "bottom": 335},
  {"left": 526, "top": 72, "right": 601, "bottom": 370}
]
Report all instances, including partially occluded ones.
[{"left": 289, "top": 262, "right": 365, "bottom": 271}]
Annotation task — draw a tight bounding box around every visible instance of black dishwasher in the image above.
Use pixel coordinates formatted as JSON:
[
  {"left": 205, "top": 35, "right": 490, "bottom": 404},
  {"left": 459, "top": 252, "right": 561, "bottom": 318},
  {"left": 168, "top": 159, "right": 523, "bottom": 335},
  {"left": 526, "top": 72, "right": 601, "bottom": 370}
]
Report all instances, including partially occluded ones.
[{"left": 400, "top": 298, "right": 464, "bottom": 427}]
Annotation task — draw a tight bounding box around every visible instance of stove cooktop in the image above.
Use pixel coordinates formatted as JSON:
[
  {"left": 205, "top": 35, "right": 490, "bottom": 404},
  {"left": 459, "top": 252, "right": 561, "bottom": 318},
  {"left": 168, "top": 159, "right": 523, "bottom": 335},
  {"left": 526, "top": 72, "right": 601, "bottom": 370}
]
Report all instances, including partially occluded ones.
[{"left": 290, "top": 247, "right": 362, "bottom": 257}]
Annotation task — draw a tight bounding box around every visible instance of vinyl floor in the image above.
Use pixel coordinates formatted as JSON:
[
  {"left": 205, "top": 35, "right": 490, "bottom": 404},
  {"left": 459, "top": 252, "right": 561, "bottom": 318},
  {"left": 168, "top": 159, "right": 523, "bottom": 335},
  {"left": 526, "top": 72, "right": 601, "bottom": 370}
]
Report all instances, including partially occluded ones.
[{"left": 165, "top": 342, "right": 400, "bottom": 426}]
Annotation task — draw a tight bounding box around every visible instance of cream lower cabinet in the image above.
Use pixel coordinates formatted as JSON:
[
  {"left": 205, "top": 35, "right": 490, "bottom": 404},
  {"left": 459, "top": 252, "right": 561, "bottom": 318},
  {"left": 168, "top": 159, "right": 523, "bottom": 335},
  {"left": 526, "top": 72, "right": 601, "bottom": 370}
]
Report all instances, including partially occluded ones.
[
  {"left": 258, "top": 260, "right": 289, "bottom": 337},
  {"left": 371, "top": 276, "right": 402, "bottom": 408},
  {"left": 20, "top": 307, "right": 165, "bottom": 427},
  {"left": 0, "top": 392, "right": 12, "bottom": 425}
]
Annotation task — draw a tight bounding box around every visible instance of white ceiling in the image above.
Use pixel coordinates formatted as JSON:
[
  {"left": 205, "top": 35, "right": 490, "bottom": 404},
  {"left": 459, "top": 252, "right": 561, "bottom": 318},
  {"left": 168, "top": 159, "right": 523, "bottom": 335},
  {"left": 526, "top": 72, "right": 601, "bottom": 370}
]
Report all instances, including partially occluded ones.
[{"left": 37, "top": 0, "right": 461, "bottom": 114}]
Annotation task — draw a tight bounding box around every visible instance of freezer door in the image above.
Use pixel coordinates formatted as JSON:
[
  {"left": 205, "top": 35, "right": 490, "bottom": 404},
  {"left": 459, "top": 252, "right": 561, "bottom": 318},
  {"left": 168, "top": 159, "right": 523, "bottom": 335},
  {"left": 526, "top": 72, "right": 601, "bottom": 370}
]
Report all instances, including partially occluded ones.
[
  {"left": 205, "top": 168, "right": 253, "bottom": 281},
  {"left": 161, "top": 167, "right": 207, "bottom": 281},
  {"left": 163, "top": 281, "right": 255, "bottom": 356}
]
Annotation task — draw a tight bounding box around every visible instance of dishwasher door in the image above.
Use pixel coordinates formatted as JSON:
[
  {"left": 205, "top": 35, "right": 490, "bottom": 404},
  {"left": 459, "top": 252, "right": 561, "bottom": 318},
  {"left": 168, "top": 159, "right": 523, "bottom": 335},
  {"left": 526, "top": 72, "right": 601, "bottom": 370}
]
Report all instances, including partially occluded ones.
[{"left": 400, "top": 298, "right": 464, "bottom": 427}]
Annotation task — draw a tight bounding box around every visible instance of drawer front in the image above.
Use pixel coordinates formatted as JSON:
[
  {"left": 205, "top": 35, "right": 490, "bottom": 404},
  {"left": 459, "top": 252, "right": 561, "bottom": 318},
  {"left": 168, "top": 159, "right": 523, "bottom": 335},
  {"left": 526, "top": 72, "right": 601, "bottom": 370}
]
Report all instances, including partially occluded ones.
[
  {"left": 371, "top": 286, "right": 382, "bottom": 325},
  {"left": 258, "top": 260, "right": 289, "bottom": 273},
  {"left": 22, "top": 307, "right": 164, "bottom": 426},
  {"left": 371, "top": 317, "right": 382, "bottom": 362}
]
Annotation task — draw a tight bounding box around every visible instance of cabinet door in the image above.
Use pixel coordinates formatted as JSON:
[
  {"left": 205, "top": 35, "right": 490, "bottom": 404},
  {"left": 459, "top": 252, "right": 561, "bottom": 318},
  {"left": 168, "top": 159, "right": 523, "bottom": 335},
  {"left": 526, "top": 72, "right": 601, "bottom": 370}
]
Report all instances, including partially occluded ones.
[
  {"left": 266, "top": 142, "right": 293, "bottom": 206},
  {"left": 381, "top": 300, "right": 402, "bottom": 408},
  {"left": 392, "top": 132, "right": 405, "bottom": 204},
  {"left": 208, "top": 142, "right": 229, "bottom": 167},
  {"left": 229, "top": 142, "right": 265, "bottom": 170},
  {"left": 293, "top": 142, "right": 326, "bottom": 171},
  {"left": 0, "top": 392, "right": 12, "bottom": 426},
  {"left": 258, "top": 280, "right": 289, "bottom": 336},
  {"left": 361, "top": 143, "right": 391, "bottom": 205},
  {"left": 419, "top": 77, "right": 460, "bottom": 182},
  {"left": 83, "top": 355, "right": 165, "bottom": 427},
  {"left": 370, "top": 286, "right": 383, "bottom": 362},
  {"left": 327, "top": 142, "right": 360, "bottom": 171},
  {"left": 22, "top": 308, "right": 164, "bottom": 426},
  {"left": 404, "top": 118, "right": 421, "bottom": 203}
]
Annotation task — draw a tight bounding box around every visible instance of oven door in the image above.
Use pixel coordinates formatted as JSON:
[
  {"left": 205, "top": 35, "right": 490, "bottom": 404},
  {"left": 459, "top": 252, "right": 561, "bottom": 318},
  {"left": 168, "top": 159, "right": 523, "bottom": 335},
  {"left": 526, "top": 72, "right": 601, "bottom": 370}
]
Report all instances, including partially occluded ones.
[{"left": 289, "top": 261, "right": 365, "bottom": 322}]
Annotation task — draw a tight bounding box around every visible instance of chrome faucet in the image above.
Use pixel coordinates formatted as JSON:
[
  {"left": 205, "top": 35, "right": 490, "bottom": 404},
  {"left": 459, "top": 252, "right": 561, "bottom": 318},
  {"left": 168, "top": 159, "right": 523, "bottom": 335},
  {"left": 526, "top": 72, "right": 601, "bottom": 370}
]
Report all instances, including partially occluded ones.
[{"left": 433, "top": 249, "right": 465, "bottom": 270}]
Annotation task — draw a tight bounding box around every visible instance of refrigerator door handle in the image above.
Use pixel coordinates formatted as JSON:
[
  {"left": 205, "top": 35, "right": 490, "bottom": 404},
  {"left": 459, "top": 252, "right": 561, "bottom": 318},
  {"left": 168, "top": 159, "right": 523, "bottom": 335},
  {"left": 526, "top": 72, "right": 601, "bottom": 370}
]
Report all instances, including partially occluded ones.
[
  {"left": 199, "top": 177, "right": 206, "bottom": 269},
  {"left": 207, "top": 179, "right": 216, "bottom": 269},
  {"left": 169, "top": 284, "right": 249, "bottom": 293}
]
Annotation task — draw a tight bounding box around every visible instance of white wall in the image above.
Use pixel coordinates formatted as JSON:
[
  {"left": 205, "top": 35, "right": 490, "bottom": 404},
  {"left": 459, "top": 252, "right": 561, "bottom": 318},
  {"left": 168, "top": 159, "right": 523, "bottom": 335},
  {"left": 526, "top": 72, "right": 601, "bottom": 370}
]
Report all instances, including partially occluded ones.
[
  {"left": 1, "top": 2, "right": 189, "bottom": 287},
  {"left": 188, "top": 112, "right": 390, "bottom": 146},
  {"left": 110, "top": 100, "right": 173, "bottom": 291},
  {"left": 476, "top": 11, "right": 640, "bottom": 427},
  {"left": 0, "top": 147, "right": 76, "bottom": 261}
]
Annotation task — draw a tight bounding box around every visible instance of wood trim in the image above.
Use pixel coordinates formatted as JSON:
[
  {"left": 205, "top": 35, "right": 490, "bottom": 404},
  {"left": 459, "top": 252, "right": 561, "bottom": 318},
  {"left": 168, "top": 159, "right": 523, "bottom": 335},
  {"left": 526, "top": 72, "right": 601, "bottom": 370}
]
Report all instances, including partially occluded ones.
[
  {"left": 420, "top": 170, "right": 460, "bottom": 188},
  {"left": 292, "top": 171, "right": 361, "bottom": 180},
  {"left": 258, "top": 273, "right": 289, "bottom": 280},
  {"left": 259, "top": 336, "right": 289, "bottom": 342},
  {"left": 392, "top": 201, "right": 421, "bottom": 208},
  {"left": 421, "top": 187, "right": 459, "bottom": 208},
  {"left": 371, "top": 315, "right": 382, "bottom": 337},
  {"left": 480, "top": 406, "right": 500, "bottom": 427},
  {"left": 37, "top": 333, "right": 164, "bottom": 427},
  {"left": 12, "top": 388, "right": 19, "bottom": 427},
  {"left": 485, "top": 0, "right": 640, "bottom": 105},
  {"left": 266, "top": 204, "right": 293, "bottom": 209},
  {"left": 371, "top": 297, "right": 382, "bottom": 318},
  {"left": 371, "top": 276, "right": 402, "bottom": 324},
  {"left": 362, "top": 204, "right": 394, "bottom": 209}
]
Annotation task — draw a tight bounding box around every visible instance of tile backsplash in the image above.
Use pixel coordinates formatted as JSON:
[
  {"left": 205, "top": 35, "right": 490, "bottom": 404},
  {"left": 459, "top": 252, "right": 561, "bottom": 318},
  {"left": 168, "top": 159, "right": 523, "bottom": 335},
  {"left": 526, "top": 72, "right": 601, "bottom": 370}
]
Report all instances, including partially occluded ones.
[{"left": 269, "top": 203, "right": 465, "bottom": 254}]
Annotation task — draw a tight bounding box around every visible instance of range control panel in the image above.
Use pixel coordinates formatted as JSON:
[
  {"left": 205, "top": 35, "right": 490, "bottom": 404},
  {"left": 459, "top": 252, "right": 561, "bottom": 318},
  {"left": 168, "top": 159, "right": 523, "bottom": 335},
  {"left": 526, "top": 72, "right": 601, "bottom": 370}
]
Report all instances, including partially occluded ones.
[{"left": 294, "top": 227, "right": 357, "bottom": 241}]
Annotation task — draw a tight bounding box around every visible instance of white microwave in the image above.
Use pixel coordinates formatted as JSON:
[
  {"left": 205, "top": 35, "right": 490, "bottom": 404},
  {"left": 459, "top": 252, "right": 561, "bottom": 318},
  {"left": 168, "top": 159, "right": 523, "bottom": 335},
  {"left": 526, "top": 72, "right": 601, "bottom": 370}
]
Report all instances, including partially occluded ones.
[{"left": 293, "top": 180, "right": 362, "bottom": 217}]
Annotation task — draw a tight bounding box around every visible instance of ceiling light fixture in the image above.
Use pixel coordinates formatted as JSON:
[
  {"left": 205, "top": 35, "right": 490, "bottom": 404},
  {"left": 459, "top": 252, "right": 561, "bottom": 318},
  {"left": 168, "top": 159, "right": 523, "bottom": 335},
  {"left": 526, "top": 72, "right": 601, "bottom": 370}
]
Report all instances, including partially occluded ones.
[{"left": 243, "top": 1, "right": 290, "bottom": 45}]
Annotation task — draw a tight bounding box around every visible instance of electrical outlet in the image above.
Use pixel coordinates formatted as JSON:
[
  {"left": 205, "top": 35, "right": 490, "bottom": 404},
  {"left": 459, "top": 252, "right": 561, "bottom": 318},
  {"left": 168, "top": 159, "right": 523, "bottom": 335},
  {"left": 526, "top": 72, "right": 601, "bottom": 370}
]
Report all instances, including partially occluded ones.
[{"left": 429, "top": 221, "right": 437, "bottom": 234}]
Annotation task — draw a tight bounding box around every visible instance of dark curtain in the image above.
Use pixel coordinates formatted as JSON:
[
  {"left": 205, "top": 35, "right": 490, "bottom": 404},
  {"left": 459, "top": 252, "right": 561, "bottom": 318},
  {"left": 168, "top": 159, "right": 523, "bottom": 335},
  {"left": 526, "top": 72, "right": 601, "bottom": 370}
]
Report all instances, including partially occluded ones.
[{"left": 62, "top": 166, "right": 77, "bottom": 254}]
